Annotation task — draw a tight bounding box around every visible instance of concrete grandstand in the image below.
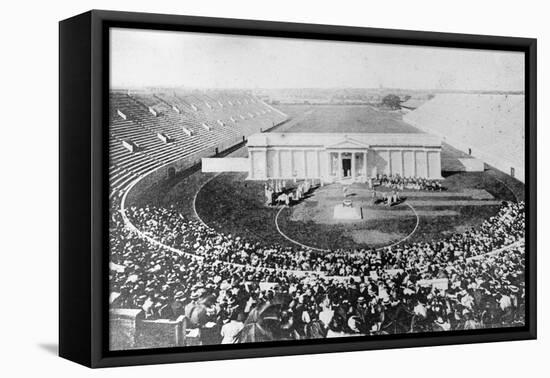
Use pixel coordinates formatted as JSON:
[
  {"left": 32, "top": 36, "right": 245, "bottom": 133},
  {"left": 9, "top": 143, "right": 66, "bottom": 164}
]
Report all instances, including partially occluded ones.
[
  {"left": 404, "top": 93, "right": 525, "bottom": 182},
  {"left": 109, "top": 90, "right": 287, "bottom": 201}
]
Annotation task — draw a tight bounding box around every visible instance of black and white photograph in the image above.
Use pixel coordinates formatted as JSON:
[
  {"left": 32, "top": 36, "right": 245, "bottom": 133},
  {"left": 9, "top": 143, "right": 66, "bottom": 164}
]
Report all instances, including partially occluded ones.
[
  {"left": 107, "top": 27, "right": 528, "bottom": 351},
  {"left": 2, "top": 0, "right": 549, "bottom": 373}
]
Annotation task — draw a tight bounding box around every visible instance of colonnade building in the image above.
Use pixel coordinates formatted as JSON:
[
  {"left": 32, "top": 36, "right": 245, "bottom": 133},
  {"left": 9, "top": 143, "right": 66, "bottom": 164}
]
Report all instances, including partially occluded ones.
[{"left": 246, "top": 132, "right": 442, "bottom": 182}]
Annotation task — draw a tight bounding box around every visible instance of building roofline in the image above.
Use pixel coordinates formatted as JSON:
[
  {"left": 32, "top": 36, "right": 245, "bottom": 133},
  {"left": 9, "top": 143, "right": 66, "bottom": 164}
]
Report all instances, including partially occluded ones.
[{"left": 247, "top": 132, "right": 442, "bottom": 148}]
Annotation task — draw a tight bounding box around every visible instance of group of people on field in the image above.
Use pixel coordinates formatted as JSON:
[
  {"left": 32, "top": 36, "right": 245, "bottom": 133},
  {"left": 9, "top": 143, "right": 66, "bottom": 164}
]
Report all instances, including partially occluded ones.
[
  {"left": 264, "top": 179, "right": 316, "bottom": 206},
  {"left": 369, "top": 174, "right": 444, "bottom": 207},
  {"left": 377, "top": 174, "right": 444, "bottom": 192}
]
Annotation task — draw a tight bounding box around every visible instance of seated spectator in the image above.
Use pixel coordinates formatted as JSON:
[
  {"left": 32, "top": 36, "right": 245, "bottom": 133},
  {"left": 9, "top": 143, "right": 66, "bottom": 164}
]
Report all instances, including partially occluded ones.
[
  {"left": 220, "top": 310, "right": 244, "bottom": 344},
  {"left": 108, "top": 199, "right": 525, "bottom": 345}
]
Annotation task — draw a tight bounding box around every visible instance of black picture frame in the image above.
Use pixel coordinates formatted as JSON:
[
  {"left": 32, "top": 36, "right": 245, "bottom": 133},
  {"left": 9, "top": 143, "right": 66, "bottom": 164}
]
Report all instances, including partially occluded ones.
[{"left": 59, "top": 9, "right": 537, "bottom": 368}]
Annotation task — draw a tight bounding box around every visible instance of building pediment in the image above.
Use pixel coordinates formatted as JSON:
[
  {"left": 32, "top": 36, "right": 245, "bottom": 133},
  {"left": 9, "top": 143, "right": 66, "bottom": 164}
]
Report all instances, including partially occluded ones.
[{"left": 325, "top": 137, "right": 370, "bottom": 150}]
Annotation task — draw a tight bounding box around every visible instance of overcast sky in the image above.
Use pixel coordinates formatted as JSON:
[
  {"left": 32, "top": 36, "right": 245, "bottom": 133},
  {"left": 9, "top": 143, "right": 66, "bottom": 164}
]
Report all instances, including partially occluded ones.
[{"left": 110, "top": 28, "right": 524, "bottom": 91}]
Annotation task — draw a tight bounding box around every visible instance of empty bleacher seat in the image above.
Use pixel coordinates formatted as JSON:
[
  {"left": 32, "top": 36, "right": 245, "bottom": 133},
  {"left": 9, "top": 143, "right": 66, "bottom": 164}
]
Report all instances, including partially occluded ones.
[
  {"left": 157, "top": 132, "right": 172, "bottom": 143},
  {"left": 182, "top": 127, "right": 193, "bottom": 136},
  {"left": 122, "top": 140, "right": 139, "bottom": 152}
]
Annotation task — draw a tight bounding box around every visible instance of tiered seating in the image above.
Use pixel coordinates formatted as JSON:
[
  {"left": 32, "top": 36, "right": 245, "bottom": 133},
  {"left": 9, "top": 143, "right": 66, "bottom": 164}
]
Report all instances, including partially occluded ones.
[
  {"left": 108, "top": 90, "right": 287, "bottom": 200},
  {"left": 403, "top": 94, "right": 525, "bottom": 181}
]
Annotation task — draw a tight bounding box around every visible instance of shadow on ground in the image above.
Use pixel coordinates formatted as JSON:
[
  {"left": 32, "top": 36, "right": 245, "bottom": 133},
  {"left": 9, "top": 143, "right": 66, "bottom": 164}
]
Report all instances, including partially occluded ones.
[{"left": 38, "top": 343, "right": 58, "bottom": 356}]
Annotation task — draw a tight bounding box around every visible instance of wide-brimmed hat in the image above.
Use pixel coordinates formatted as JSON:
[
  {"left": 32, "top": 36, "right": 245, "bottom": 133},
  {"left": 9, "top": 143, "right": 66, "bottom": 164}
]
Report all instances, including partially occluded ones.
[
  {"left": 508, "top": 285, "right": 520, "bottom": 293},
  {"left": 174, "top": 291, "right": 185, "bottom": 299}
]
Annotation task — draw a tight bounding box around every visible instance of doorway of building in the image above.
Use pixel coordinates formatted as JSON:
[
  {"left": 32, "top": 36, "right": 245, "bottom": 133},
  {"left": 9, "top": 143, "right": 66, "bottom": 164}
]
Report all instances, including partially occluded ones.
[{"left": 342, "top": 158, "right": 351, "bottom": 177}]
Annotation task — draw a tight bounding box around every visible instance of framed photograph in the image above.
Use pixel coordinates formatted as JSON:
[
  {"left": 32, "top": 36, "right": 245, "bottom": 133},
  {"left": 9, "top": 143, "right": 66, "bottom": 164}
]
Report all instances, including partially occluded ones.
[{"left": 59, "top": 10, "right": 536, "bottom": 368}]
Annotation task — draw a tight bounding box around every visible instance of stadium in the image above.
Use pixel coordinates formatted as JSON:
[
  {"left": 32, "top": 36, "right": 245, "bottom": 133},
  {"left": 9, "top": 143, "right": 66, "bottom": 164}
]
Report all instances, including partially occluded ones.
[{"left": 108, "top": 89, "right": 525, "bottom": 349}]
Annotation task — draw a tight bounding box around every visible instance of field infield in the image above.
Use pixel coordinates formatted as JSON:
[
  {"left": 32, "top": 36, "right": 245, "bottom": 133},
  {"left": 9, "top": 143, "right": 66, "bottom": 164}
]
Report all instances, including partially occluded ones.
[
  {"left": 191, "top": 170, "right": 520, "bottom": 251},
  {"left": 271, "top": 104, "right": 421, "bottom": 134}
]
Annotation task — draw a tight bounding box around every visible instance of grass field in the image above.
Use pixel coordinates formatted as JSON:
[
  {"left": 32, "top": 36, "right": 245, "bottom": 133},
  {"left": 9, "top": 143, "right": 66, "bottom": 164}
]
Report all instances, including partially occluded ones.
[
  {"left": 273, "top": 104, "right": 420, "bottom": 134},
  {"left": 190, "top": 169, "right": 519, "bottom": 251}
]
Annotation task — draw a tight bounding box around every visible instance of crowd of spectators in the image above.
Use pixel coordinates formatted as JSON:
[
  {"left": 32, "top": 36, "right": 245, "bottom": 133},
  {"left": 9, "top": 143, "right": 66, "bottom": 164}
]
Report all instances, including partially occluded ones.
[{"left": 109, "top": 200, "right": 525, "bottom": 345}]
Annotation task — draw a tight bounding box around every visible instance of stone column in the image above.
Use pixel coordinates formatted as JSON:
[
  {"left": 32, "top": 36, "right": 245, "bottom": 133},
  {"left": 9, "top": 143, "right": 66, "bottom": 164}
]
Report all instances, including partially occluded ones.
[
  {"left": 327, "top": 152, "right": 332, "bottom": 179},
  {"left": 363, "top": 151, "right": 368, "bottom": 179},
  {"left": 317, "top": 150, "right": 321, "bottom": 178},
  {"left": 351, "top": 152, "right": 356, "bottom": 181},
  {"left": 434, "top": 150, "right": 442, "bottom": 178},
  {"left": 425, "top": 150, "right": 430, "bottom": 178},
  {"left": 412, "top": 150, "right": 418, "bottom": 177},
  {"left": 401, "top": 150, "right": 405, "bottom": 177},
  {"left": 249, "top": 150, "right": 255, "bottom": 179},
  {"left": 338, "top": 151, "right": 343, "bottom": 180},
  {"left": 275, "top": 149, "right": 281, "bottom": 178}
]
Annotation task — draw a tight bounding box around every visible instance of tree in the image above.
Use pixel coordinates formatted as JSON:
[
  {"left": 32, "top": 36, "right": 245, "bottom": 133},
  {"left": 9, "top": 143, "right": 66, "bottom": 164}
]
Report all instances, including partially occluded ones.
[{"left": 381, "top": 94, "right": 401, "bottom": 109}]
